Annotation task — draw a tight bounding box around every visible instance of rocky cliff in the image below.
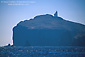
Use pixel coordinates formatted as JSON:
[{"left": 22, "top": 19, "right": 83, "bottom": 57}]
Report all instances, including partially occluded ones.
[{"left": 13, "top": 11, "right": 85, "bottom": 46}]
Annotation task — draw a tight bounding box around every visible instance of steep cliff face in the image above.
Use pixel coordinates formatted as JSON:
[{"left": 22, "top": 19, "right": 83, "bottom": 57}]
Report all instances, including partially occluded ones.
[{"left": 13, "top": 11, "right": 85, "bottom": 46}]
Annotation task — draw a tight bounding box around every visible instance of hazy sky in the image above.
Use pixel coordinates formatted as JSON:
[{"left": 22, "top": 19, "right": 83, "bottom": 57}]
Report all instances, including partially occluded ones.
[{"left": 0, "top": 0, "right": 85, "bottom": 46}]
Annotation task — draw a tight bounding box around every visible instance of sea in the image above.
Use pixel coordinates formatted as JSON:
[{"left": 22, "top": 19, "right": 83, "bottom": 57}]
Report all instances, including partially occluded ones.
[{"left": 0, "top": 46, "right": 85, "bottom": 57}]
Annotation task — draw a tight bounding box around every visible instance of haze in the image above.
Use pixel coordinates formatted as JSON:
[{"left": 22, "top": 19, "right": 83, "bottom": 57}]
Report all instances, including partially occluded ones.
[{"left": 0, "top": 0, "right": 85, "bottom": 46}]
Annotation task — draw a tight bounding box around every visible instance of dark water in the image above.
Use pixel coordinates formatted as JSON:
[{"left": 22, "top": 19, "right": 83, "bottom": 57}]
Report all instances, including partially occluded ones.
[{"left": 0, "top": 46, "right": 85, "bottom": 57}]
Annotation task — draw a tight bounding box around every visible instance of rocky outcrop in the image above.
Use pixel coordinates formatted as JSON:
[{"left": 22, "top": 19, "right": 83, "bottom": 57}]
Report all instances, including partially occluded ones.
[{"left": 13, "top": 11, "right": 85, "bottom": 46}]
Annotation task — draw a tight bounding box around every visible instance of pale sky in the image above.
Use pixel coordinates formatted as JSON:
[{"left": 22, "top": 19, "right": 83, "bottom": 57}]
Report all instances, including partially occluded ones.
[{"left": 0, "top": 0, "right": 85, "bottom": 46}]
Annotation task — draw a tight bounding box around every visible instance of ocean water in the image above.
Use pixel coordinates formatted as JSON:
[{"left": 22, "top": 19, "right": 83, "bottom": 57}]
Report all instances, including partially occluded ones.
[{"left": 0, "top": 46, "right": 85, "bottom": 57}]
